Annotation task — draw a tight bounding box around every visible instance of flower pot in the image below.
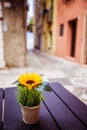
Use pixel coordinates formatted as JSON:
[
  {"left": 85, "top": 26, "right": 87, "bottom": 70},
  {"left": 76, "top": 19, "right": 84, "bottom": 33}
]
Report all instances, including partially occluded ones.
[{"left": 20, "top": 104, "right": 40, "bottom": 124}]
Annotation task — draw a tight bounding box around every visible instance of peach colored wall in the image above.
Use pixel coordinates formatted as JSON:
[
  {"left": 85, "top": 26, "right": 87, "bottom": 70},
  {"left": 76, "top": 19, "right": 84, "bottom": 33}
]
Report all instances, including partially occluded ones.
[{"left": 56, "top": 0, "right": 87, "bottom": 62}]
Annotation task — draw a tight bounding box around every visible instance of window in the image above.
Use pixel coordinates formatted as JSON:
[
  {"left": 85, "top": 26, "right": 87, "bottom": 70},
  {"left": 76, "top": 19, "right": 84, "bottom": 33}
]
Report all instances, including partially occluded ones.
[{"left": 59, "top": 24, "right": 64, "bottom": 36}]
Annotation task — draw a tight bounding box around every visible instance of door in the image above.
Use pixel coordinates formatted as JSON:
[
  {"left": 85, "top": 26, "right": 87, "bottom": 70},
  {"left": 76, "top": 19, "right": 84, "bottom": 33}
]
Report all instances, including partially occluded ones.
[{"left": 69, "top": 19, "right": 77, "bottom": 57}]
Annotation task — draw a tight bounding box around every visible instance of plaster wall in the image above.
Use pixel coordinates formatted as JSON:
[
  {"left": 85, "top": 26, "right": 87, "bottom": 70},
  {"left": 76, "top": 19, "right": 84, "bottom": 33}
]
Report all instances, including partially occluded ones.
[
  {"left": 3, "top": 0, "right": 27, "bottom": 67},
  {"left": 56, "top": 0, "right": 87, "bottom": 63}
]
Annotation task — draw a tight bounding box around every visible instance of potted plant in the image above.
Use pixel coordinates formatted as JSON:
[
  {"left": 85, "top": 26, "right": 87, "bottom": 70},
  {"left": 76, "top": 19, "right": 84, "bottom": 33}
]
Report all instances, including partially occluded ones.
[{"left": 13, "top": 72, "right": 51, "bottom": 124}]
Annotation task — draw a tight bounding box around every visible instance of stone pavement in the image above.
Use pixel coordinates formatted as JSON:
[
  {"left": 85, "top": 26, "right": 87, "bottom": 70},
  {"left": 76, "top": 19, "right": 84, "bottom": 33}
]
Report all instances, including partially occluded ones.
[{"left": 0, "top": 49, "right": 87, "bottom": 105}]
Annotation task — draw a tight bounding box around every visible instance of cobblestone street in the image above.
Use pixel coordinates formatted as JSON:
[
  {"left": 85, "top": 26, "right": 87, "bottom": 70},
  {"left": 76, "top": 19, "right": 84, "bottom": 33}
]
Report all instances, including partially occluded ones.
[{"left": 0, "top": 49, "right": 87, "bottom": 105}]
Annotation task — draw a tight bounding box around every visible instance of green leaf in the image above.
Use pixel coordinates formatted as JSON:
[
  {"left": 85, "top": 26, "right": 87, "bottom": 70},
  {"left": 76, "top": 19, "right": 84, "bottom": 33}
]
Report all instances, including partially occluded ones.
[
  {"left": 36, "top": 85, "right": 44, "bottom": 92},
  {"left": 42, "top": 82, "right": 52, "bottom": 92},
  {"left": 12, "top": 80, "right": 18, "bottom": 84},
  {"left": 42, "top": 81, "right": 49, "bottom": 86},
  {"left": 43, "top": 85, "right": 52, "bottom": 92},
  {"left": 36, "top": 82, "right": 52, "bottom": 92}
]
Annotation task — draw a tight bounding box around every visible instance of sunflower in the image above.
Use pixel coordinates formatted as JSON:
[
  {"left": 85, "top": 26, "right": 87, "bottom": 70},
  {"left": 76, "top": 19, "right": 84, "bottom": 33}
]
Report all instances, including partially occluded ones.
[{"left": 18, "top": 72, "right": 42, "bottom": 89}]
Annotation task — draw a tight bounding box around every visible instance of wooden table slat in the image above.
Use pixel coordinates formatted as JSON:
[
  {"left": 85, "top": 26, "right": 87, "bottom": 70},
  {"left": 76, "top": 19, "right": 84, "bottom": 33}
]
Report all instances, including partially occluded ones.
[
  {"left": 0, "top": 88, "right": 3, "bottom": 130},
  {"left": 43, "top": 90, "right": 87, "bottom": 130},
  {"left": 49, "top": 82, "right": 87, "bottom": 127}
]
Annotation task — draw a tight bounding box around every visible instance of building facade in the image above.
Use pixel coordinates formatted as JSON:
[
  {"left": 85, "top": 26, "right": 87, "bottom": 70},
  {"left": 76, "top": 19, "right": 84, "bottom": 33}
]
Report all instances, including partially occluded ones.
[
  {"left": 34, "top": 0, "right": 87, "bottom": 65},
  {"left": 56, "top": 0, "right": 87, "bottom": 64},
  {"left": 0, "top": 0, "right": 28, "bottom": 68},
  {"left": 34, "top": 0, "right": 58, "bottom": 55}
]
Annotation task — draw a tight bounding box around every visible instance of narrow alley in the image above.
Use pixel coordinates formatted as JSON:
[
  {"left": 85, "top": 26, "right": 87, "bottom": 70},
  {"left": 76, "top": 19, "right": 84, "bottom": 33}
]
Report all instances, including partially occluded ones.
[{"left": 0, "top": 49, "right": 87, "bottom": 105}]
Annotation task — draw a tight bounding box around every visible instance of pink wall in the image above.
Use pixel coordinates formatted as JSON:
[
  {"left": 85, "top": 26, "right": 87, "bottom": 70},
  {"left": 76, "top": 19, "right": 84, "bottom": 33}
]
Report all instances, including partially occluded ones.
[{"left": 56, "top": 0, "right": 87, "bottom": 63}]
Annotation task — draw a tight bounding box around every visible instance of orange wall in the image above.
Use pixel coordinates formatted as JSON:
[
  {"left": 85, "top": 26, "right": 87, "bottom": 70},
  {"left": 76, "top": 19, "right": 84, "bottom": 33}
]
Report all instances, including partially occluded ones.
[{"left": 56, "top": 0, "right": 87, "bottom": 62}]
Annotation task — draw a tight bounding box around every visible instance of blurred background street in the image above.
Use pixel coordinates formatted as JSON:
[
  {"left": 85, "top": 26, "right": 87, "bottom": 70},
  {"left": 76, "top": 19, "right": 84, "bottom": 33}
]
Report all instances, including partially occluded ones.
[{"left": 0, "top": 49, "right": 87, "bottom": 105}]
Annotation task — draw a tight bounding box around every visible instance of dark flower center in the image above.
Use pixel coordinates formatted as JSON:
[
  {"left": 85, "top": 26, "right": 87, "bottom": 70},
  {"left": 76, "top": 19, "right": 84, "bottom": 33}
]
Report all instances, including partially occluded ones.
[{"left": 26, "top": 80, "right": 35, "bottom": 85}]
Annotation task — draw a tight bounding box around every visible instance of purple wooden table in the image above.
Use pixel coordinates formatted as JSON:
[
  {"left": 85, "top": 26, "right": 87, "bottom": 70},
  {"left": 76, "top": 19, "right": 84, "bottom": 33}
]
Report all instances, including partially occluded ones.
[
  {"left": 0, "top": 88, "right": 3, "bottom": 130},
  {"left": 1, "top": 83, "right": 87, "bottom": 130}
]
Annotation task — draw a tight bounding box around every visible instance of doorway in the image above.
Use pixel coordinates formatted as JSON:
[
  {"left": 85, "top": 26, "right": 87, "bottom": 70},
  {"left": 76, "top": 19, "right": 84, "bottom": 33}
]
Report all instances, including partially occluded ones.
[{"left": 69, "top": 19, "right": 77, "bottom": 57}]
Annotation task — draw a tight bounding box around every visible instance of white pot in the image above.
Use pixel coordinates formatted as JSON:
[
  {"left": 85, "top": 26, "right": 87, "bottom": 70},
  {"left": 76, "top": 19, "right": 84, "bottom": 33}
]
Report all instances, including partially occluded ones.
[{"left": 20, "top": 104, "right": 40, "bottom": 124}]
